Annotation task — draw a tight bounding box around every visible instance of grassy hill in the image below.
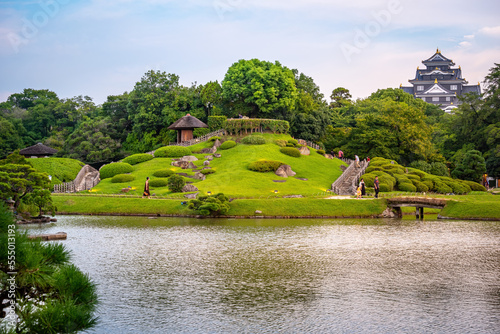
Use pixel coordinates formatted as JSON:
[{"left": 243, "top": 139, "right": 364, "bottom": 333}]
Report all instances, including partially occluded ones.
[
  {"left": 92, "top": 133, "right": 347, "bottom": 198},
  {"left": 28, "top": 157, "right": 85, "bottom": 187}
]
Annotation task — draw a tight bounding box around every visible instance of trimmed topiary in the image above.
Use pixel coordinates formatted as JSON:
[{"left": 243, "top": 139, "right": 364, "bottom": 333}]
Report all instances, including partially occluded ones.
[
  {"left": 412, "top": 180, "right": 429, "bottom": 193},
  {"left": 434, "top": 181, "right": 453, "bottom": 194},
  {"left": 167, "top": 174, "right": 185, "bottom": 192},
  {"left": 220, "top": 140, "right": 236, "bottom": 150},
  {"left": 100, "top": 162, "right": 134, "bottom": 179},
  {"left": 248, "top": 160, "right": 284, "bottom": 172},
  {"left": 398, "top": 182, "right": 417, "bottom": 192},
  {"left": 275, "top": 139, "right": 287, "bottom": 147},
  {"left": 462, "top": 180, "right": 487, "bottom": 191},
  {"left": 122, "top": 153, "right": 153, "bottom": 165},
  {"left": 153, "top": 169, "right": 174, "bottom": 177},
  {"left": 279, "top": 147, "right": 301, "bottom": 158},
  {"left": 317, "top": 149, "right": 325, "bottom": 155},
  {"left": 154, "top": 146, "right": 192, "bottom": 158},
  {"left": 149, "top": 178, "right": 168, "bottom": 187},
  {"left": 111, "top": 174, "right": 135, "bottom": 183},
  {"left": 407, "top": 167, "right": 427, "bottom": 178},
  {"left": 241, "top": 135, "right": 266, "bottom": 145},
  {"left": 287, "top": 138, "right": 298, "bottom": 146},
  {"left": 200, "top": 169, "right": 216, "bottom": 175},
  {"left": 209, "top": 136, "right": 221, "bottom": 142},
  {"left": 379, "top": 183, "right": 391, "bottom": 192}
]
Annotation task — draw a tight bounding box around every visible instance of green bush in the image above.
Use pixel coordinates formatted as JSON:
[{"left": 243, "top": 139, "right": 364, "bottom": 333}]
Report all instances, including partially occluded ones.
[
  {"left": 422, "top": 180, "right": 434, "bottom": 191},
  {"left": 406, "top": 174, "right": 421, "bottom": 181},
  {"left": 279, "top": 147, "right": 301, "bottom": 158},
  {"left": 188, "top": 193, "right": 230, "bottom": 216},
  {"left": 413, "top": 180, "right": 429, "bottom": 192},
  {"left": 241, "top": 135, "right": 266, "bottom": 145},
  {"left": 287, "top": 138, "right": 298, "bottom": 146},
  {"left": 200, "top": 169, "right": 216, "bottom": 175},
  {"left": 209, "top": 136, "right": 221, "bottom": 142},
  {"left": 407, "top": 167, "right": 427, "bottom": 178},
  {"left": 154, "top": 146, "right": 191, "bottom": 158},
  {"left": 275, "top": 139, "right": 287, "bottom": 147},
  {"left": 149, "top": 178, "right": 168, "bottom": 187},
  {"left": 286, "top": 143, "right": 294, "bottom": 147},
  {"left": 122, "top": 153, "right": 153, "bottom": 165},
  {"left": 220, "top": 140, "right": 236, "bottom": 150},
  {"left": 208, "top": 116, "right": 227, "bottom": 131},
  {"left": 317, "top": 149, "right": 325, "bottom": 155},
  {"left": 167, "top": 174, "right": 185, "bottom": 192},
  {"left": 248, "top": 160, "right": 284, "bottom": 172},
  {"left": 434, "top": 181, "right": 453, "bottom": 194},
  {"left": 153, "top": 169, "right": 174, "bottom": 177},
  {"left": 100, "top": 162, "right": 134, "bottom": 179},
  {"left": 398, "top": 182, "right": 417, "bottom": 192},
  {"left": 379, "top": 183, "right": 391, "bottom": 192},
  {"left": 193, "top": 128, "right": 210, "bottom": 137},
  {"left": 111, "top": 174, "right": 135, "bottom": 183},
  {"left": 463, "top": 180, "right": 487, "bottom": 191},
  {"left": 443, "top": 180, "right": 469, "bottom": 194}
]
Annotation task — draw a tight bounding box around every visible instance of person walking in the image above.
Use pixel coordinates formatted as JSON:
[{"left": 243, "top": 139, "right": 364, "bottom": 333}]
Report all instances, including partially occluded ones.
[
  {"left": 143, "top": 177, "right": 151, "bottom": 199},
  {"left": 355, "top": 154, "right": 360, "bottom": 168},
  {"left": 338, "top": 150, "right": 343, "bottom": 159},
  {"left": 359, "top": 178, "right": 366, "bottom": 197},
  {"left": 374, "top": 176, "right": 380, "bottom": 199}
]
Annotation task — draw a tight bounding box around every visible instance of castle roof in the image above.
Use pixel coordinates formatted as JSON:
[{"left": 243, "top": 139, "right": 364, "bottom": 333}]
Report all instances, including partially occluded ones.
[
  {"left": 422, "top": 48, "right": 455, "bottom": 66},
  {"left": 167, "top": 114, "right": 208, "bottom": 130}
]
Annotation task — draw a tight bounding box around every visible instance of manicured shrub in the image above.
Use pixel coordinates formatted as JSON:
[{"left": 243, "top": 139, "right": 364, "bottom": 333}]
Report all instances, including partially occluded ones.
[
  {"left": 188, "top": 193, "right": 230, "bottom": 216},
  {"left": 200, "top": 169, "right": 215, "bottom": 175},
  {"left": 463, "top": 180, "right": 487, "bottom": 191},
  {"left": 434, "top": 181, "right": 453, "bottom": 194},
  {"left": 412, "top": 180, "right": 429, "bottom": 193},
  {"left": 286, "top": 143, "right": 294, "bottom": 147},
  {"left": 208, "top": 116, "right": 227, "bottom": 131},
  {"left": 100, "top": 162, "right": 134, "bottom": 179},
  {"left": 154, "top": 146, "right": 191, "bottom": 158},
  {"left": 398, "top": 182, "right": 417, "bottom": 192},
  {"left": 407, "top": 167, "right": 427, "bottom": 178},
  {"left": 122, "top": 153, "right": 153, "bottom": 165},
  {"left": 379, "top": 183, "right": 391, "bottom": 192},
  {"left": 111, "top": 174, "right": 135, "bottom": 183},
  {"left": 287, "top": 138, "right": 298, "bottom": 146},
  {"left": 317, "top": 149, "right": 325, "bottom": 155},
  {"left": 149, "top": 178, "right": 168, "bottom": 187},
  {"left": 275, "top": 139, "right": 287, "bottom": 147},
  {"left": 395, "top": 174, "right": 411, "bottom": 185},
  {"left": 248, "top": 160, "right": 283, "bottom": 172},
  {"left": 241, "top": 135, "right": 266, "bottom": 145},
  {"left": 193, "top": 128, "right": 210, "bottom": 137},
  {"left": 153, "top": 169, "right": 174, "bottom": 177},
  {"left": 209, "top": 136, "right": 221, "bottom": 142},
  {"left": 406, "top": 174, "right": 421, "bottom": 181},
  {"left": 220, "top": 140, "right": 236, "bottom": 150},
  {"left": 385, "top": 165, "right": 405, "bottom": 175},
  {"left": 167, "top": 174, "right": 185, "bottom": 192},
  {"left": 443, "top": 180, "right": 469, "bottom": 194},
  {"left": 422, "top": 180, "right": 434, "bottom": 191},
  {"left": 279, "top": 147, "right": 301, "bottom": 158}
]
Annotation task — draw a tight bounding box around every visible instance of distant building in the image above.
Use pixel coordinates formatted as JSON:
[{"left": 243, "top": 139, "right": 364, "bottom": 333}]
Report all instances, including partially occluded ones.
[
  {"left": 400, "top": 49, "right": 481, "bottom": 112},
  {"left": 19, "top": 143, "right": 58, "bottom": 158},
  {"left": 167, "top": 113, "right": 208, "bottom": 143}
]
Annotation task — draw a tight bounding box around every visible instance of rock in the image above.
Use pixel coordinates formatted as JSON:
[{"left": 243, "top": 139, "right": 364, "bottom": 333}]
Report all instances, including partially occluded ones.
[
  {"left": 298, "top": 139, "right": 307, "bottom": 146},
  {"left": 282, "top": 195, "right": 304, "bottom": 198},
  {"left": 180, "top": 155, "right": 198, "bottom": 162},
  {"left": 209, "top": 146, "right": 217, "bottom": 154},
  {"left": 295, "top": 178, "right": 308, "bottom": 181},
  {"left": 193, "top": 172, "right": 206, "bottom": 181},
  {"left": 213, "top": 139, "right": 221, "bottom": 148},
  {"left": 275, "top": 165, "right": 296, "bottom": 178},
  {"left": 380, "top": 207, "right": 397, "bottom": 218},
  {"left": 203, "top": 160, "right": 210, "bottom": 166},
  {"left": 184, "top": 192, "right": 198, "bottom": 199},
  {"left": 214, "top": 153, "right": 221, "bottom": 158},
  {"left": 255, "top": 210, "right": 262, "bottom": 214},
  {"left": 325, "top": 154, "right": 334, "bottom": 159},
  {"left": 298, "top": 146, "right": 310, "bottom": 155},
  {"left": 202, "top": 167, "right": 212, "bottom": 170},
  {"left": 198, "top": 148, "right": 213, "bottom": 154},
  {"left": 121, "top": 187, "right": 131, "bottom": 193},
  {"left": 172, "top": 160, "right": 197, "bottom": 169},
  {"left": 205, "top": 155, "right": 214, "bottom": 161},
  {"left": 182, "top": 184, "right": 199, "bottom": 192}
]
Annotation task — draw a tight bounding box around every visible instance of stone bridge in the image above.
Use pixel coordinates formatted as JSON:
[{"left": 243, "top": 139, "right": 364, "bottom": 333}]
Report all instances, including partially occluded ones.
[{"left": 387, "top": 197, "right": 447, "bottom": 219}]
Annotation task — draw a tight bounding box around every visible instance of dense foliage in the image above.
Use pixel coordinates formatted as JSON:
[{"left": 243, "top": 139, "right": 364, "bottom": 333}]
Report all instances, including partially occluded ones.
[
  {"left": 99, "top": 162, "right": 134, "bottom": 179},
  {"left": 111, "top": 174, "right": 135, "bottom": 183},
  {"left": 149, "top": 178, "right": 169, "bottom": 187},
  {"left": 248, "top": 160, "right": 284, "bottom": 172},
  {"left": 122, "top": 153, "right": 154, "bottom": 165},
  {"left": 188, "top": 193, "right": 230, "bottom": 216},
  {"left": 152, "top": 169, "right": 174, "bottom": 177},
  {"left": 167, "top": 174, "right": 185, "bottom": 192},
  {"left": 241, "top": 135, "right": 266, "bottom": 145},
  {"left": 279, "top": 147, "right": 301, "bottom": 157},
  {"left": 219, "top": 140, "right": 236, "bottom": 150},
  {"left": 154, "top": 146, "right": 191, "bottom": 158}
]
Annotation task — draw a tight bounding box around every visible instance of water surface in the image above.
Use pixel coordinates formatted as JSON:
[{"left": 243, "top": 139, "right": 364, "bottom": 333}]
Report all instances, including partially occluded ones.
[{"left": 26, "top": 216, "right": 500, "bottom": 333}]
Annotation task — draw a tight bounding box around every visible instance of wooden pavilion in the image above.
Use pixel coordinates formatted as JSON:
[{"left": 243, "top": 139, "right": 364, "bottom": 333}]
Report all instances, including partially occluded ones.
[
  {"left": 19, "top": 143, "right": 58, "bottom": 158},
  {"left": 167, "top": 114, "right": 208, "bottom": 143}
]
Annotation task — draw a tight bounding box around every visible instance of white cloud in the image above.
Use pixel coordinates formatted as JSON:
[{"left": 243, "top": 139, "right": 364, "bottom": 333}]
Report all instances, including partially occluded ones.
[
  {"left": 464, "top": 34, "right": 474, "bottom": 39},
  {"left": 479, "top": 26, "right": 500, "bottom": 37},
  {"left": 459, "top": 41, "right": 472, "bottom": 48}
]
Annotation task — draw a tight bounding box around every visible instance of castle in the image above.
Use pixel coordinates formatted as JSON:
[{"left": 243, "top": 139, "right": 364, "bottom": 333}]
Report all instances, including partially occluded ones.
[{"left": 400, "top": 49, "right": 481, "bottom": 112}]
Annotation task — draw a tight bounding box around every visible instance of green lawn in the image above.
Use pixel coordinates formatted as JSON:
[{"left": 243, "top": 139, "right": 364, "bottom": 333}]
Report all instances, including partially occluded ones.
[
  {"left": 87, "top": 133, "right": 347, "bottom": 198},
  {"left": 28, "top": 157, "right": 85, "bottom": 187}
]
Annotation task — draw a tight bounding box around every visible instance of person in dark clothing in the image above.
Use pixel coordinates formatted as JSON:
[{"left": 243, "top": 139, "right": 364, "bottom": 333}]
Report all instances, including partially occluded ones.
[
  {"left": 143, "top": 177, "right": 150, "bottom": 198},
  {"left": 359, "top": 178, "right": 366, "bottom": 197},
  {"left": 374, "top": 176, "right": 380, "bottom": 198}
]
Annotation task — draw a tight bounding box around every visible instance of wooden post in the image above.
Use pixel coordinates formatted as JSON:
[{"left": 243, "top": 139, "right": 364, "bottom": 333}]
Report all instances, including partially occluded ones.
[
  {"left": 419, "top": 207, "right": 424, "bottom": 220},
  {"left": 416, "top": 207, "right": 420, "bottom": 219}
]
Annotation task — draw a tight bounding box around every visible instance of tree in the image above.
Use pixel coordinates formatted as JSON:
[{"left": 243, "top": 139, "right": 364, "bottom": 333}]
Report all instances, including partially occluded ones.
[
  {"left": 221, "top": 59, "right": 298, "bottom": 118},
  {"left": 188, "top": 193, "right": 230, "bottom": 216},
  {"left": 167, "top": 174, "right": 185, "bottom": 193},
  {"left": 200, "top": 81, "right": 223, "bottom": 117},
  {"left": 24, "top": 188, "right": 56, "bottom": 217},
  {"left": 451, "top": 149, "right": 486, "bottom": 183},
  {"left": 0, "top": 117, "right": 24, "bottom": 158},
  {"left": 330, "top": 87, "right": 352, "bottom": 109}
]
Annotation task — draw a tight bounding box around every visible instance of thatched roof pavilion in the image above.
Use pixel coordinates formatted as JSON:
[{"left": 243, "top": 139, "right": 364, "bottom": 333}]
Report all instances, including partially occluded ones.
[
  {"left": 19, "top": 143, "right": 58, "bottom": 158},
  {"left": 168, "top": 114, "right": 208, "bottom": 143}
]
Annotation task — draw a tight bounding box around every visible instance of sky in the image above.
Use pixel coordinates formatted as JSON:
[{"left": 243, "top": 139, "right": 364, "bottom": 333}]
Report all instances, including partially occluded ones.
[{"left": 1, "top": 0, "right": 499, "bottom": 105}]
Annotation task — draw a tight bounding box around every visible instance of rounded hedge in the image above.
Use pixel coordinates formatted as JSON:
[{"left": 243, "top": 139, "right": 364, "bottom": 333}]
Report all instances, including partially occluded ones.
[
  {"left": 122, "top": 153, "right": 153, "bottom": 165},
  {"left": 149, "top": 178, "right": 168, "bottom": 187},
  {"left": 406, "top": 174, "right": 421, "bottom": 181},
  {"left": 279, "top": 147, "right": 301, "bottom": 158},
  {"left": 154, "top": 146, "right": 192, "bottom": 158},
  {"left": 463, "top": 180, "right": 487, "bottom": 191},
  {"left": 153, "top": 169, "right": 174, "bottom": 177},
  {"left": 167, "top": 174, "right": 185, "bottom": 192},
  {"left": 220, "top": 140, "right": 236, "bottom": 150},
  {"left": 379, "top": 183, "right": 391, "bottom": 192},
  {"left": 287, "top": 138, "right": 298, "bottom": 146},
  {"left": 398, "top": 182, "right": 417, "bottom": 192},
  {"left": 111, "top": 174, "right": 135, "bottom": 183},
  {"left": 317, "top": 149, "right": 325, "bottom": 155},
  {"left": 241, "top": 135, "right": 266, "bottom": 145},
  {"left": 434, "top": 181, "right": 452, "bottom": 194},
  {"left": 209, "top": 136, "right": 221, "bottom": 142},
  {"left": 275, "top": 139, "right": 287, "bottom": 147},
  {"left": 248, "top": 160, "right": 283, "bottom": 172},
  {"left": 200, "top": 169, "right": 216, "bottom": 175},
  {"left": 100, "top": 162, "right": 134, "bottom": 179},
  {"left": 412, "top": 180, "right": 429, "bottom": 193}
]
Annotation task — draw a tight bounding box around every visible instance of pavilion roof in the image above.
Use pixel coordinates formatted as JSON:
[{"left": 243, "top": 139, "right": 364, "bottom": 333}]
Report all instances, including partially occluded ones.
[
  {"left": 167, "top": 114, "right": 208, "bottom": 130},
  {"left": 19, "top": 143, "right": 58, "bottom": 155}
]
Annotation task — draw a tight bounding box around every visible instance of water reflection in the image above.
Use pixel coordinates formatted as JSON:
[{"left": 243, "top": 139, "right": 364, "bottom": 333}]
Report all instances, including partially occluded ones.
[{"left": 24, "top": 216, "right": 500, "bottom": 334}]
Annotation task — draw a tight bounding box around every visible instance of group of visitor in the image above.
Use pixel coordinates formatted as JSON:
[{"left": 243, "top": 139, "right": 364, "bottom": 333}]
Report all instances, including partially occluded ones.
[{"left": 356, "top": 176, "right": 379, "bottom": 199}]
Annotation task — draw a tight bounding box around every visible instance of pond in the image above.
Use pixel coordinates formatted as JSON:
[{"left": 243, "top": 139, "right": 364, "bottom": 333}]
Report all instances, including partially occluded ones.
[{"left": 25, "top": 216, "right": 500, "bottom": 333}]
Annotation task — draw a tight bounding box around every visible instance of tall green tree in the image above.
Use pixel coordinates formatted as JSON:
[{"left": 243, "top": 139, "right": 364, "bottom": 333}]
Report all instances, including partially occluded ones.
[
  {"left": 451, "top": 149, "right": 486, "bottom": 183},
  {"left": 221, "top": 59, "right": 298, "bottom": 118}
]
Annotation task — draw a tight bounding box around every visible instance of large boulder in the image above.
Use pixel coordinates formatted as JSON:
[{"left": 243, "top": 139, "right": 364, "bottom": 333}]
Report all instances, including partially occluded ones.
[
  {"left": 193, "top": 172, "right": 206, "bottom": 181},
  {"left": 180, "top": 155, "right": 198, "bottom": 162},
  {"left": 324, "top": 154, "right": 334, "bottom": 159},
  {"left": 275, "top": 165, "right": 296, "bottom": 178},
  {"left": 214, "top": 153, "right": 221, "bottom": 158},
  {"left": 205, "top": 155, "right": 214, "bottom": 161},
  {"left": 298, "top": 146, "right": 310, "bottom": 156},
  {"left": 182, "top": 184, "right": 199, "bottom": 192},
  {"left": 171, "top": 161, "right": 197, "bottom": 169},
  {"left": 203, "top": 160, "right": 210, "bottom": 166},
  {"left": 213, "top": 139, "right": 221, "bottom": 148},
  {"left": 184, "top": 192, "right": 198, "bottom": 199}
]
